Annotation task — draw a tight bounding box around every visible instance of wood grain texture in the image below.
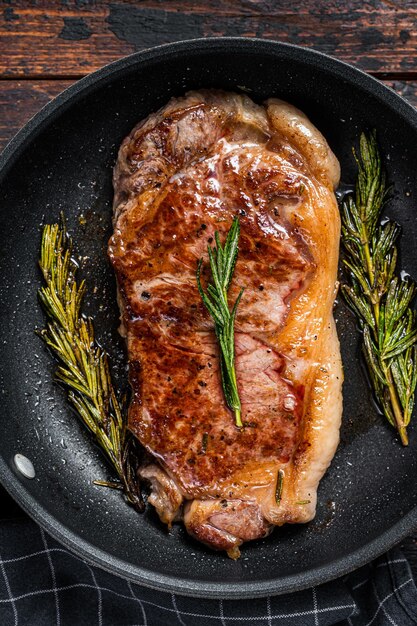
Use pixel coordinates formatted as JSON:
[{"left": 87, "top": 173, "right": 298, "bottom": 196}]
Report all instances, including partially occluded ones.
[
  {"left": 1, "top": 0, "right": 417, "bottom": 573},
  {"left": 1, "top": 0, "right": 417, "bottom": 77},
  {"left": 386, "top": 80, "right": 417, "bottom": 106},
  {"left": 0, "top": 78, "right": 416, "bottom": 152},
  {"left": 0, "top": 80, "right": 72, "bottom": 150}
]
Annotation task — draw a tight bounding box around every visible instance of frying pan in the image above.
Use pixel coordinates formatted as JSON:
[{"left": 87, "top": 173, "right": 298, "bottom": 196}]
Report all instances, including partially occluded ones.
[{"left": 1, "top": 37, "right": 417, "bottom": 599}]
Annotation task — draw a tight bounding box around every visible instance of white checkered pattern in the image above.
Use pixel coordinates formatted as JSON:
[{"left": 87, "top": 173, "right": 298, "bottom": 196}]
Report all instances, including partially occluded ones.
[{"left": 0, "top": 519, "right": 416, "bottom": 625}]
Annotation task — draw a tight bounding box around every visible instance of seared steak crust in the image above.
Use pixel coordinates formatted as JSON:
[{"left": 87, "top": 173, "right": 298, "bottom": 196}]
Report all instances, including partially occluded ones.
[{"left": 109, "top": 90, "right": 342, "bottom": 556}]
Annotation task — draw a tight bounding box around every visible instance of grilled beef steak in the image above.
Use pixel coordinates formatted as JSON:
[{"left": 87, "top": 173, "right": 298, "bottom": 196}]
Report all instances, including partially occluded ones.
[{"left": 109, "top": 90, "right": 342, "bottom": 558}]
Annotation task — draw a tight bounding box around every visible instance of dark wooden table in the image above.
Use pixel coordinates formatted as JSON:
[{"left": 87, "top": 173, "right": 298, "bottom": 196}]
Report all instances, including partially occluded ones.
[{"left": 1, "top": 0, "right": 417, "bottom": 575}]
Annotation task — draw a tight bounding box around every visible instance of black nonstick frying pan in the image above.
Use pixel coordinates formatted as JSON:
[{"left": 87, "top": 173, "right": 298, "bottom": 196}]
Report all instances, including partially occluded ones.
[{"left": 1, "top": 37, "right": 417, "bottom": 599}]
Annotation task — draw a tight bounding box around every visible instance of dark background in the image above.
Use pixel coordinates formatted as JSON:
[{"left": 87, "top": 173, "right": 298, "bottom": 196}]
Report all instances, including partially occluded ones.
[{"left": 1, "top": 0, "right": 417, "bottom": 577}]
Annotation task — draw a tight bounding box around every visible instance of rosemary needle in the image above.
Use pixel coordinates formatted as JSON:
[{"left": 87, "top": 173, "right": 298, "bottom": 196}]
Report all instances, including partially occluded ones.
[
  {"left": 38, "top": 219, "right": 144, "bottom": 511},
  {"left": 275, "top": 469, "right": 284, "bottom": 505},
  {"left": 341, "top": 131, "right": 417, "bottom": 445},
  {"left": 196, "top": 217, "right": 244, "bottom": 427}
]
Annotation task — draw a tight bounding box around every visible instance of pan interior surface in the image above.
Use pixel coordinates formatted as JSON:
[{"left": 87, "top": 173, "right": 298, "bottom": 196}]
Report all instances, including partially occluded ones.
[{"left": 1, "top": 39, "right": 417, "bottom": 598}]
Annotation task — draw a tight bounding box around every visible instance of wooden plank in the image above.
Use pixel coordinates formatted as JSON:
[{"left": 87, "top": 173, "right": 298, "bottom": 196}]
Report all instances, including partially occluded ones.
[
  {"left": 1, "top": 1, "right": 417, "bottom": 77},
  {"left": 0, "top": 78, "right": 416, "bottom": 153},
  {"left": 385, "top": 80, "right": 417, "bottom": 108},
  {"left": 0, "top": 80, "right": 72, "bottom": 150}
]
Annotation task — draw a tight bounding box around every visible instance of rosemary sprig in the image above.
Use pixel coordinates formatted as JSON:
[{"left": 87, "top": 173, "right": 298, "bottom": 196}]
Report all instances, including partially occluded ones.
[
  {"left": 196, "top": 217, "right": 244, "bottom": 427},
  {"left": 341, "top": 131, "right": 417, "bottom": 445},
  {"left": 38, "top": 220, "right": 144, "bottom": 511},
  {"left": 275, "top": 469, "right": 284, "bottom": 505}
]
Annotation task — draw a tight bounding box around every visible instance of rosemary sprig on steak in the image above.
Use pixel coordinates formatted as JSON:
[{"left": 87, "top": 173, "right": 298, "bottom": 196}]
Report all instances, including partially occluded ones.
[
  {"left": 196, "top": 217, "right": 244, "bottom": 427},
  {"left": 341, "top": 131, "right": 417, "bottom": 445},
  {"left": 38, "top": 220, "right": 144, "bottom": 511}
]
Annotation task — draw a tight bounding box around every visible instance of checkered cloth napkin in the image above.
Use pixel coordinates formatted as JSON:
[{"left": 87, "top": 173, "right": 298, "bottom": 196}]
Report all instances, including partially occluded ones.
[{"left": 0, "top": 519, "right": 416, "bottom": 625}]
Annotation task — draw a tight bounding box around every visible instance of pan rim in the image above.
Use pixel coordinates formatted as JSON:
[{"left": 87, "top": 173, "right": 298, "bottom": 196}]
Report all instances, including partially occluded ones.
[{"left": 1, "top": 36, "right": 417, "bottom": 599}]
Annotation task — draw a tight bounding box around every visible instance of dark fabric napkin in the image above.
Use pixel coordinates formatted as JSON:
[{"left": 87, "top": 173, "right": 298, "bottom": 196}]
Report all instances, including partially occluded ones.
[{"left": 0, "top": 518, "right": 416, "bottom": 626}]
